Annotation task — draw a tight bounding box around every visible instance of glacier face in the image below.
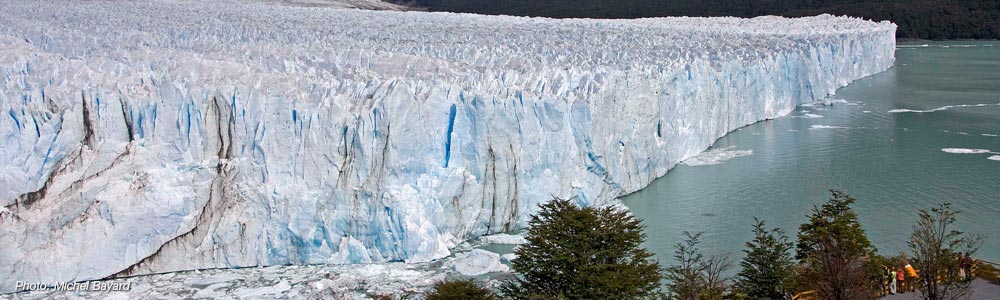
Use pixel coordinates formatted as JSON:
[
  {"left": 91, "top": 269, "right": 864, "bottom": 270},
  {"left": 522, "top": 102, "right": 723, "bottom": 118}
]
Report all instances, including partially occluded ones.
[{"left": 0, "top": 0, "right": 895, "bottom": 290}]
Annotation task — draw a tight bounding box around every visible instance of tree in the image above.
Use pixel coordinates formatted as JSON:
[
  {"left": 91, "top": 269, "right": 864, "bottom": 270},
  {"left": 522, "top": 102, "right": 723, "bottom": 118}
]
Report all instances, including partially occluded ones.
[
  {"left": 908, "top": 203, "right": 984, "bottom": 300},
  {"left": 424, "top": 279, "right": 497, "bottom": 300},
  {"left": 701, "top": 253, "right": 733, "bottom": 300},
  {"left": 500, "top": 198, "right": 664, "bottom": 300},
  {"left": 795, "top": 190, "right": 876, "bottom": 300},
  {"left": 735, "top": 218, "right": 796, "bottom": 300},
  {"left": 664, "top": 231, "right": 732, "bottom": 300}
]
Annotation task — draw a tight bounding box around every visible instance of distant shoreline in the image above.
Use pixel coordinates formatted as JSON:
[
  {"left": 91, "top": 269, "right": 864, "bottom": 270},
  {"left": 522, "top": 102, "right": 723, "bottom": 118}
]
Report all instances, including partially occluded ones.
[
  {"left": 898, "top": 38, "right": 999, "bottom": 42},
  {"left": 405, "top": 0, "right": 1000, "bottom": 40}
]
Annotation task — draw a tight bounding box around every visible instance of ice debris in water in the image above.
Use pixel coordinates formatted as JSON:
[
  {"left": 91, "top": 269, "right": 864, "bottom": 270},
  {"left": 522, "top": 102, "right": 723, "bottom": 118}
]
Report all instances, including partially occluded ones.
[
  {"left": 801, "top": 98, "right": 850, "bottom": 107},
  {"left": 888, "top": 103, "right": 1000, "bottom": 113},
  {"left": 683, "top": 147, "right": 754, "bottom": 166},
  {"left": 940, "top": 148, "right": 1000, "bottom": 162},
  {"left": 2, "top": 260, "right": 475, "bottom": 300},
  {"left": 941, "top": 148, "right": 994, "bottom": 154},
  {"left": 451, "top": 249, "right": 510, "bottom": 276},
  {"left": 810, "top": 125, "right": 850, "bottom": 130},
  {"left": 792, "top": 113, "right": 825, "bottom": 118},
  {"left": 480, "top": 234, "right": 528, "bottom": 245}
]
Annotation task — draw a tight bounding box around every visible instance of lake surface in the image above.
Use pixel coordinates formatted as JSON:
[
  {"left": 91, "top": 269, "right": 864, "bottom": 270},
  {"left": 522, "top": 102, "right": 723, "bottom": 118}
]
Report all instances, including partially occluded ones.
[{"left": 622, "top": 41, "right": 1000, "bottom": 265}]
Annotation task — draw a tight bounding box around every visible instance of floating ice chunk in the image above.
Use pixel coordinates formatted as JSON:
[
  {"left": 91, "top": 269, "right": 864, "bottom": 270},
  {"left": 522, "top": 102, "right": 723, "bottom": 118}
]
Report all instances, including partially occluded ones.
[
  {"left": 310, "top": 279, "right": 335, "bottom": 292},
  {"left": 2, "top": 261, "right": 455, "bottom": 299},
  {"left": 453, "top": 249, "right": 509, "bottom": 276},
  {"left": 233, "top": 280, "right": 291, "bottom": 298},
  {"left": 802, "top": 99, "right": 850, "bottom": 107},
  {"left": 353, "top": 264, "right": 424, "bottom": 279},
  {"left": 888, "top": 103, "right": 1000, "bottom": 113},
  {"left": 324, "top": 264, "right": 442, "bottom": 296},
  {"left": 191, "top": 282, "right": 231, "bottom": 299},
  {"left": 480, "top": 234, "right": 527, "bottom": 245},
  {"left": 792, "top": 113, "right": 824, "bottom": 118},
  {"left": 941, "top": 148, "right": 993, "bottom": 154},
  {"left": 101, "top": 292, "right": 131, "bottom": 300},
  {"left": 809, "top": 125, "right": 849, "bottom": 130},
  {"left": 683, "top": 147, "right": 753, "bottom": 166},
  {"left": 184, "top": 273, "right": 243, "bottom": 286},
  {"left": 899, "top": 44, "right": 997, "bottom": 48}
]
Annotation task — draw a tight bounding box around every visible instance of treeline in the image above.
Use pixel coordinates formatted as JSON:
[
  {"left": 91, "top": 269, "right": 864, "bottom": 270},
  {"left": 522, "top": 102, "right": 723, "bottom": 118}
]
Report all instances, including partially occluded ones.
[
  {"left": 405, "top": 0, "right": 1000, "bottom": 40},
  {"left": 377, "top": 190, "right": 988, "bottom": 300}
]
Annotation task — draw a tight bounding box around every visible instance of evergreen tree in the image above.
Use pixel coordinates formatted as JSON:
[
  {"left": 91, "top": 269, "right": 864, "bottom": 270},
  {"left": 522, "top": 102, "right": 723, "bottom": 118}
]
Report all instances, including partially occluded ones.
[
  {"left": 908, "top": 203, "right": 984, "bottom": 300},
  {"left": 795, "top": 190, "right": 876, "bottom": 300},
  {"left": 500, "top": 198, "right": 664, "bottom": 300},
  {"left": 424, "top": 279, "right": 497, "bottom": 300},
  {"left": 735, "top": 218, "right": 796, "bottom": 300}
]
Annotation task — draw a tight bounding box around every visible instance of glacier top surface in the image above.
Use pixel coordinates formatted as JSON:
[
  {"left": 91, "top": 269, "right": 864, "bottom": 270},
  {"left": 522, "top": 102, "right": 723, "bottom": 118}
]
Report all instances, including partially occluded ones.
[
  {"left": 242, "top": 0, "right": 409, "bottom": 10},
  {"left": 0, "top": 0, "right": 895, "bottom": 102}
]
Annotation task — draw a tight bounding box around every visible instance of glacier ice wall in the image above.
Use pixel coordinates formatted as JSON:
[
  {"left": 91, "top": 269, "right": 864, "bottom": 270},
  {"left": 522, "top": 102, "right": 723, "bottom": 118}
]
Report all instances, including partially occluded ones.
[{"left": 0, "top": 0, "right": 895, "bottom": 290}]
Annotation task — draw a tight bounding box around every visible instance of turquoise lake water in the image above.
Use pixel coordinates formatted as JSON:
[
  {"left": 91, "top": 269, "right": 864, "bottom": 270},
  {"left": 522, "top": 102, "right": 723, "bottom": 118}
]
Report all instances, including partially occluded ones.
[{"left": 622, "top": 41, "right": 1000, "bottom": 264}]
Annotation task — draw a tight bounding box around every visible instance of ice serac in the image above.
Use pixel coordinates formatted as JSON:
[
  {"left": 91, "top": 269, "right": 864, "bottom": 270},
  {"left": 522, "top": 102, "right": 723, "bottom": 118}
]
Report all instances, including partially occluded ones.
[{"left": 0, "top": 0, "right": 895, "bottom": 290}]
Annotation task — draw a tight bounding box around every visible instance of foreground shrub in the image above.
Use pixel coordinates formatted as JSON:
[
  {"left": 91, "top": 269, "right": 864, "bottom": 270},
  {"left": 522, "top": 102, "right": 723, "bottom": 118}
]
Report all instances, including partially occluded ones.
[
  {"left": 425, "top": 279, "right": 496, "bottom": 300},
  {"left": 501, "top": 198, "right": 663, "bottom": 300}
]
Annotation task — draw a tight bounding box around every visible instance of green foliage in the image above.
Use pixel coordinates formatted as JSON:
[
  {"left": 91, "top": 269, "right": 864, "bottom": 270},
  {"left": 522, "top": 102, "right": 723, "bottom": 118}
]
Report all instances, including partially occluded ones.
[
  {"left": 664, "top": 232, "right": 732, "bottom": 300},
  {"left": 796, "top": 190, "right": 875, "bottom": 259},
  {"left": 865, "top": 253, "right": 897, "bottom": 293},
  {"left": 664, "top": 232, "right": 705, "bottom": 300},
  {"left": 795, "top": 190, "right": 876, "bottom": 300},
  {"left": 734, "top": 219, "right": 796, "bottom": 300},
  {"left": 908, "top": 203, "right": 984, "bottom": 300},
  {"left": 500, "top": 198, "right": 664, "bottom": 300},
  {"left": 424, "top": 279, "right": 497, "bottom": 300},
  {"left": 416, "top": 0, "right": 1000, "bottom": 40}
]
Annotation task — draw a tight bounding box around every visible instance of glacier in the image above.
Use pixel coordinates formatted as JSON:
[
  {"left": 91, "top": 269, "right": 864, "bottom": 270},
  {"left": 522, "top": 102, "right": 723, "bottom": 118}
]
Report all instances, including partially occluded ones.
[{"left": 0, "top": 0, "right": 895, "bottom": 292}]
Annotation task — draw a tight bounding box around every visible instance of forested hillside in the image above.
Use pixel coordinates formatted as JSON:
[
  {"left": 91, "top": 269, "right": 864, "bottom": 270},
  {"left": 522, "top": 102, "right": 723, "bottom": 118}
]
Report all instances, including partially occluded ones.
[{"left": 407, "top": 0, "right": 999, "bottom": 40}]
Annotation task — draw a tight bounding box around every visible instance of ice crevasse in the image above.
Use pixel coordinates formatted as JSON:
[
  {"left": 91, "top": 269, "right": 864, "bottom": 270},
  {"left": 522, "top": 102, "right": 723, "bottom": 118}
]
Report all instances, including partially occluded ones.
[{"left": 0, "top": 0, "right": 896, "bottom": 290}]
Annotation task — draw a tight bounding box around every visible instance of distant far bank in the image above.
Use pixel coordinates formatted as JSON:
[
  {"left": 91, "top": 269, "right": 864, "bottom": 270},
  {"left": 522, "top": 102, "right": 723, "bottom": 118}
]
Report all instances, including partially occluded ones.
[
  {"left": 394, "top": 0, "right": 1000, "bottom": 40},
  {"left": 898, "top": 38, "right": 999, "bottom": 42}
]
